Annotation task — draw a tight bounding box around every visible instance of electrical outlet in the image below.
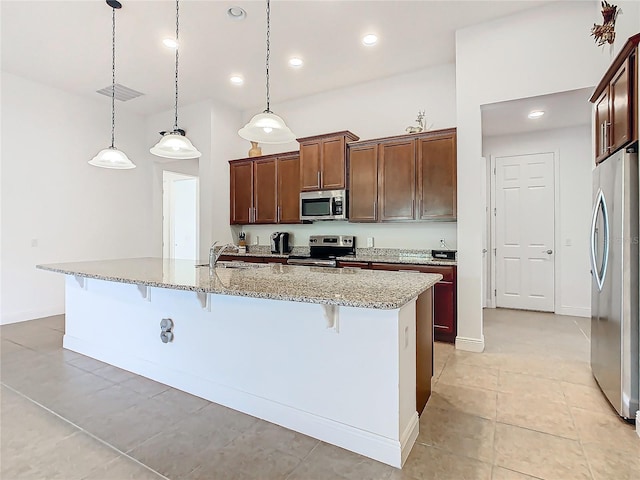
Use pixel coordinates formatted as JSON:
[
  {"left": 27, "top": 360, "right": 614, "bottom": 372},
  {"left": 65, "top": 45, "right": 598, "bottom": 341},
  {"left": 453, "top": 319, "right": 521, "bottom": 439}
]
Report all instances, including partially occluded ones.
[
  {"left": 253, "top": 235, "right": 259, "bottom": 245},
  {"left": 367, "top": 237, "right": 374, "bottom": 248}
]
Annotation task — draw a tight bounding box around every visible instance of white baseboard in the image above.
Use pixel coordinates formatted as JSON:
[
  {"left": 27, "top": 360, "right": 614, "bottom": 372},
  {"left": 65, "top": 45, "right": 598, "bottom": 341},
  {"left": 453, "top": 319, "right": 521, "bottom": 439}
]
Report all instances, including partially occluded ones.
[
  {"left": 64, "top": 334, "right": 410, "bottom": 468},
  {"left": 400, "top": 413, "right": 419, "bottom": 466},
  {"left": 0, "top": 306, "right": 64, "bottom": 325},
  {"left": 556, "top": 306, "right": 590, "bottom": 318},
  {"left": 455, "top": 335, "right": 485, "bottom": 353}
]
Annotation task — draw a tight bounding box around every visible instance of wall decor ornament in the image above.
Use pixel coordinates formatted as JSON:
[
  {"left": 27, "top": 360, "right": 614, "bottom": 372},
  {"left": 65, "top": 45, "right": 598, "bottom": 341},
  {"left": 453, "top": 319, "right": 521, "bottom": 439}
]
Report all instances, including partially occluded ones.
[
  {"left": 591, "top": 1, "right": 619, "bottom": 46},
  {"left": 248, "top": 141, "right": 262, "bottom": 157},
  {"left": 405, "top": 110, "right": 432, "bottom": 134}
]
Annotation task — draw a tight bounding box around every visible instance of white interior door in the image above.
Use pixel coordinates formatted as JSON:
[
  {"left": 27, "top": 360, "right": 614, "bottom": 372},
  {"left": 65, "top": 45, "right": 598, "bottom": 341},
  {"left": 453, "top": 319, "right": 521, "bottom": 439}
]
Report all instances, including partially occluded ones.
[
  {"left": 495, "top": 153, "right": 555, "bottom": 311},
  {"left": 163, "top": 171, "right": 199, "bottom": 261}
]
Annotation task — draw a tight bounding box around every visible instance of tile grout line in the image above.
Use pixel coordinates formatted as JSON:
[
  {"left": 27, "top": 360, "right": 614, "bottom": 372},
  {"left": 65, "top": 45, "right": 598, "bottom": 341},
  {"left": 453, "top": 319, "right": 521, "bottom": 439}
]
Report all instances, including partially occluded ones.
[
  {"left": 0, "top": 381, "right": 170, "bottom": 480},
  {"left": 562, "top": 385, "right": 597, "bottom": 480},
  {"left": 573, "top": 319, "right": 591, "bottom": 343},
  {"left": 283, "top": 440, "right": 321, "bottom": 480}
]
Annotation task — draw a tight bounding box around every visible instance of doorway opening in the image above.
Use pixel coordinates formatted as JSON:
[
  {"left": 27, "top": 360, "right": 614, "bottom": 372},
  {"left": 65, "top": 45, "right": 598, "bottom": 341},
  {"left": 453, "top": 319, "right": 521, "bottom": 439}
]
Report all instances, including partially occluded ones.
[{"left": 162, "top": 171, "right": 199, "bottom": 260}]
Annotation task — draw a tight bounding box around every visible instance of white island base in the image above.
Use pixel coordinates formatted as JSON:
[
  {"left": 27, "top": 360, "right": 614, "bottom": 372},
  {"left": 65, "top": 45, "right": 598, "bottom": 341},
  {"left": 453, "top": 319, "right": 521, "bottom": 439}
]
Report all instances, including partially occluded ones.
[{"left": 63, "top": 275, "right": 420, "bottom": 468}]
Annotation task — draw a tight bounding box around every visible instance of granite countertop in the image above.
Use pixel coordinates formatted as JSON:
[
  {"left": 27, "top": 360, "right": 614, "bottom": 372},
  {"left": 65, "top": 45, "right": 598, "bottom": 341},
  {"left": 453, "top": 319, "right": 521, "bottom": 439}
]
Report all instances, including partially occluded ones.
[
  {"left": 36, "top": 258, "right": 441, "bottom": 310},
  {"left": 218, "top": 246, "right": 457, "bottom": 267}
]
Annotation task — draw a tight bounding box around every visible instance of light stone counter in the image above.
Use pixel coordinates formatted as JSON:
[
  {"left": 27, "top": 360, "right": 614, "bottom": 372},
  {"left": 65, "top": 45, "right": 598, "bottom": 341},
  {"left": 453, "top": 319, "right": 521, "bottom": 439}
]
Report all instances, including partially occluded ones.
[{"left": 37, "top": 257, "right": 441, "bottom": 310}]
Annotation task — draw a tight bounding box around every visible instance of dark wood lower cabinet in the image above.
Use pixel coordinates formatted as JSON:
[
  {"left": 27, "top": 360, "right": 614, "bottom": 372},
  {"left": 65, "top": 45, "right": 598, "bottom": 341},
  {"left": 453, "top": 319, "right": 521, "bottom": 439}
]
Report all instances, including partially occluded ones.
[
  {"left": 370, "top": 262, "right": 457, "bottom": 343},
  {"left": 416, "top": 289, "right": 434, "bottom": 415}
]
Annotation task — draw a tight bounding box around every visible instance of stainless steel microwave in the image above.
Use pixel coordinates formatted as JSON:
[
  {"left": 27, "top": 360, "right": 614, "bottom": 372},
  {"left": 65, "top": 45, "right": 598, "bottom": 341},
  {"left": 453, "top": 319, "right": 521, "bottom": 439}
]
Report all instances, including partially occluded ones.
[{"left": 300, "top": 190, "right": 347, "bottom": 221}]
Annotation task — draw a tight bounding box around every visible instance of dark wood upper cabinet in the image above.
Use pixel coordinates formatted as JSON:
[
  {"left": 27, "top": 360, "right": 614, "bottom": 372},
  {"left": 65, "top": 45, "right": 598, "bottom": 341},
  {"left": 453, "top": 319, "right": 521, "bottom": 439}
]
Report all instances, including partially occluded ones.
[
  {"left": 417, "top": 130, "right": 457, "bottom": 221},
  {"left": 298, "top": 131, "right": 359, "bottom": 191},
  {"left": 253, "top": 158, "right": 278, "bottom": 224},
  {"left": 590, "top": 33, "right": 640, "bottom": 164},
  {"left": 299, "top": 142, "right": 321, "bottom": 190},
  {"left": 277, "top": 154, "right": 301, "bottom": 224},
  {"left": 229, "top": 151, "right": 299, "bottom": 225},
  {"left": 347, "top": 128, "right": 457, "bottom": 224},
  {"left": 321, "top": 137, "right": 347, "bottom": 189},
  {"left": 378, "top": 139, "right": 416, "bottom": 221},
  {"left": 348, "top": 144, "right": 378, "bottom": 222},
  {"left": 609, "top": 57, "right": 633, "bottom": 153},
  {"left": 230, "top": 161, "right": 253, "bottom": 224}
]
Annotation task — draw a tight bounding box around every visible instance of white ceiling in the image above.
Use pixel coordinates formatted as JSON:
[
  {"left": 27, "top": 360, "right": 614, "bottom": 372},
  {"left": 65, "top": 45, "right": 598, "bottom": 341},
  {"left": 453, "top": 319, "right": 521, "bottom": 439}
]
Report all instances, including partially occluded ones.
[
  {"left": 2, "top": 0, "right": 556, "bottom": 118},
  {"left": 481, "top": 87, "right": 594, "bottom": 137}
]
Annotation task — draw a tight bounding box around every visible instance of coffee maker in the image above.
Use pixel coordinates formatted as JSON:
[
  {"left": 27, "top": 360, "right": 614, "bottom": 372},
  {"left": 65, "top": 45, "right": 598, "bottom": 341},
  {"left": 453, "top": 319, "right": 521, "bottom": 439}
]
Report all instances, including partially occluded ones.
[{"left": 270, "top": 232, "right": 291, "bottom": 254}]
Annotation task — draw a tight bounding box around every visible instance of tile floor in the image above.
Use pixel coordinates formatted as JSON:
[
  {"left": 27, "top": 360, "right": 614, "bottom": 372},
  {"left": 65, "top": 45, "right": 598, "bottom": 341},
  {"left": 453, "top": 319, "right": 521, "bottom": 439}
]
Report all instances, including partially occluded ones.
[{"left": 1, "top": 308, "right": 639, "bottom": 479}]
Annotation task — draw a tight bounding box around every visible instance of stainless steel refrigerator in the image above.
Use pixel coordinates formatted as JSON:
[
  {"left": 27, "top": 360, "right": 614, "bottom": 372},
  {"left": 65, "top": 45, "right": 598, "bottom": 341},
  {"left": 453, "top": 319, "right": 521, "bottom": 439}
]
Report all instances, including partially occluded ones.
[{"left": 590, "top": 147, "right": 639, "bottom": 420}]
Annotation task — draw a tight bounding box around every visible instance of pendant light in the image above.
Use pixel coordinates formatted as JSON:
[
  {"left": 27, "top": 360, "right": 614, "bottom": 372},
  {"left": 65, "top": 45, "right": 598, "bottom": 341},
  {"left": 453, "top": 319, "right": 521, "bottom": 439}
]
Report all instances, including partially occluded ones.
[
  {"left": 238, "top": 0, "right": 295, "bottom": 144},
  {"left": 89, "top": 0, "right": 136, "bottom": 170},
  {"left": 150, "top": 0, "right": 201, "bottom": 159}
]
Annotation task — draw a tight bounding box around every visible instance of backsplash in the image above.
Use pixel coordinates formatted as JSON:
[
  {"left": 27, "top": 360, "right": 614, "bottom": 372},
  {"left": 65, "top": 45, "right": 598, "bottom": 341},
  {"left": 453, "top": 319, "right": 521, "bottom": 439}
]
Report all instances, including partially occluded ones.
[{"left": 232, "top": 221, "right": 457, "bottom": 251}]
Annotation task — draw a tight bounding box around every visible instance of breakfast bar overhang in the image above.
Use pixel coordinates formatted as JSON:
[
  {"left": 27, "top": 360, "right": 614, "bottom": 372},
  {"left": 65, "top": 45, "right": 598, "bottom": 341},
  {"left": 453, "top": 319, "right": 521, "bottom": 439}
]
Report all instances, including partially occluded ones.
[{"left": 36, "top": 258, "right": 441, "bottom": 468}]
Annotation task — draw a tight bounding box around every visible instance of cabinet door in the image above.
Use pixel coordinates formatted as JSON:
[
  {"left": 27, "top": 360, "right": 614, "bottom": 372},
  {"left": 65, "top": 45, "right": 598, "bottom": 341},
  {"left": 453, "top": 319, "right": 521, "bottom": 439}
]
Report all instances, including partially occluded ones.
[
  {"left": 609, "top": 57, "right": 632, "bottom": 154},
  {"left": 433, "top": 281, "right": 455, "bottom": 337},
  {"left": 300, "top": 142, "right": 321, "bottom": 191},
  {"left": 321, "top": 137, "right": 346, "bottom": 189},
  {"left": 230, "top": 161, "right": 253, "bottom": 224},
  {"left": 348, "top": 144, "right": 378, "bottom": 222},
  {"left": 277, "top": 155, "right": 300, "bottom": 223},
  {"left": 595, "top": 90, "right": 610, "bottom": 164},
  {"left": 378, "top": 140, "right": 416, "bottom": 221},
  {"left": 417, "top": 133, "right": 457, "bottom": 220},
  {"left": 253, "top": 159, "right": 277, "bottom": 224}
]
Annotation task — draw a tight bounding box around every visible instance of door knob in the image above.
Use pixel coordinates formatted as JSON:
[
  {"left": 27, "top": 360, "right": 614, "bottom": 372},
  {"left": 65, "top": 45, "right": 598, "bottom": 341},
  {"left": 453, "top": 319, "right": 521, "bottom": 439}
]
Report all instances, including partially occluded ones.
[{"left": 542, "top": 249, "right": 553, "bottom": 254}]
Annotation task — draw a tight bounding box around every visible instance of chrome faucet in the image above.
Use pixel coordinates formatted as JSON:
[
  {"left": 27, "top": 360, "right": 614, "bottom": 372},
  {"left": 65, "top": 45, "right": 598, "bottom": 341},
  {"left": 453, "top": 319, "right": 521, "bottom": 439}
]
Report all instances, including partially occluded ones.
[{"left": 209, "top": 241, "right": 238, "bottom": 268}]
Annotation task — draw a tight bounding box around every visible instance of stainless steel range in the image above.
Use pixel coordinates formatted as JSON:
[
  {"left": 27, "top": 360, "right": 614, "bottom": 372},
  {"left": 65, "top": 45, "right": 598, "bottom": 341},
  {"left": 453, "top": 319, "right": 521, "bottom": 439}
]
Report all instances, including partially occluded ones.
[{"left": 287, "top": 235, "right": 355, "bottom": 267}]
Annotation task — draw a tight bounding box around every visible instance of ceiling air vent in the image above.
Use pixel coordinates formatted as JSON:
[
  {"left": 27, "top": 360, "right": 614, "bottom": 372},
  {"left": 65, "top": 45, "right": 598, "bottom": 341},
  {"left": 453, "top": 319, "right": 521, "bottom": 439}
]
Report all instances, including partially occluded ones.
[{"left": 96, "top": 83, "right": 144, "bottom": 102}]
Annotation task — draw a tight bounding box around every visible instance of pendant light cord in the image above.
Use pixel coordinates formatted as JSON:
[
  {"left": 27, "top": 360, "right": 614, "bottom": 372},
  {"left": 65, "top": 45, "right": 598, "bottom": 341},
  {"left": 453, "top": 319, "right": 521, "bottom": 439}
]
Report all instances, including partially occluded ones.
[
  {"left": 264, "top": 0, "right": 271, "bottom": 113},
  {"left": 111, "top": 6, "right": 116, "bottom": 148},
  {"left": 174, "top": 0, "right": 180, "bottom": 131}
]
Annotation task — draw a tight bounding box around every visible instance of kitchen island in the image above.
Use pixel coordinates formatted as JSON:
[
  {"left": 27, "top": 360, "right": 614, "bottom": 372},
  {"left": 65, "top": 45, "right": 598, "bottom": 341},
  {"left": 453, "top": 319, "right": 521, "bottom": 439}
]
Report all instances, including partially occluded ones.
[{"left": 36, "top": 258, "right": 441, "bottom": 468}]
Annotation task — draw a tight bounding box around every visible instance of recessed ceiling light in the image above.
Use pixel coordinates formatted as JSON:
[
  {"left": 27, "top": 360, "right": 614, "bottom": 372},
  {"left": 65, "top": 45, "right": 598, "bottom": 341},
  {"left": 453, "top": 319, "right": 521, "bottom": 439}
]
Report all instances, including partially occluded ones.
[
  {"left": 163, "top": 38, "right": 178, "bottom": 49},
  {"left": 227, "top": 7, "right": 247, "bottom": 21},
  {"left": 288, "top": 57, "right": 304, "bottom": 68},
  {"left": 528, "top": 110, "right": 545, "bottom": 119},
  {"left": 230, "top": 75, "right": 244, "bottom": 86},
  {"left": 362, "top": 34, "right": 378, "bottom": 46}
]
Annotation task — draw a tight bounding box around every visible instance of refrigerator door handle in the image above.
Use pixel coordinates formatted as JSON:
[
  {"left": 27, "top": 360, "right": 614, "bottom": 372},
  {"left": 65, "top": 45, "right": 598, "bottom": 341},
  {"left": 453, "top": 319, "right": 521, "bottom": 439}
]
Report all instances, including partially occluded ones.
[{"left": 590, "top": 188, "right": 609, "bottom": 291}]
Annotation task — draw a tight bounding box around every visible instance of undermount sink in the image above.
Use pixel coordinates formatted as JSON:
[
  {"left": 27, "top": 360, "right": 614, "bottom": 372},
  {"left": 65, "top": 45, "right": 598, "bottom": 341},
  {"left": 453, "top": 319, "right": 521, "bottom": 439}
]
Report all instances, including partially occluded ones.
[{"left": 196, "top": 261, "right": 269, "bottom": 269}]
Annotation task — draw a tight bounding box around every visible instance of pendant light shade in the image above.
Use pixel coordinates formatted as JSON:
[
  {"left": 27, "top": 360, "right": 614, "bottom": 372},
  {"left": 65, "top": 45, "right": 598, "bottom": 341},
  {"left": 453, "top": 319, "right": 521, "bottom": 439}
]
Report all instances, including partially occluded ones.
[
  {"left": 238, "top": 112, "right": 295, "bottom": 144},
  {"left": 151, "top": 0, "right": 201, "bottom": 160},
  {"left": 90, "top": 0, "right": 136, "bottom": 170},
  {"left": 150, "top": 131, "right": 201, "bottom": 159},
  {"left": 90, "top": 147, "right": 135, "bottom": 169},
  {"left": 238, "top": 0, "right": 295, "bottom": 144}
]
